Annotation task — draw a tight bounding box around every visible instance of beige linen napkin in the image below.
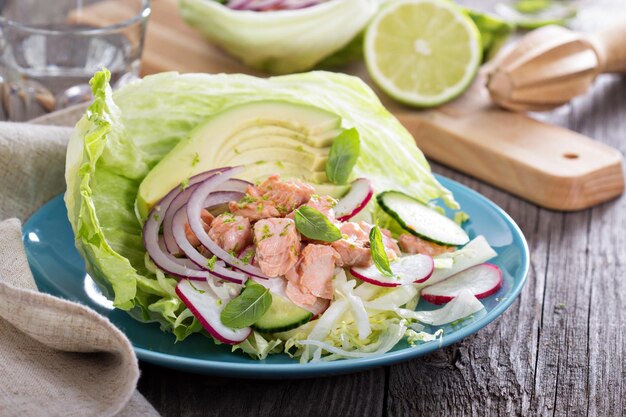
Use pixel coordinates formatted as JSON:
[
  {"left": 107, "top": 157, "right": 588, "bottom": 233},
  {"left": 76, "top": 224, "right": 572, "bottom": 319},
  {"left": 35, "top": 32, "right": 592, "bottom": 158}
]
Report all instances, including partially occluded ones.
[{"left": 0, "top": 122, "right": 160, "bottom": 417}]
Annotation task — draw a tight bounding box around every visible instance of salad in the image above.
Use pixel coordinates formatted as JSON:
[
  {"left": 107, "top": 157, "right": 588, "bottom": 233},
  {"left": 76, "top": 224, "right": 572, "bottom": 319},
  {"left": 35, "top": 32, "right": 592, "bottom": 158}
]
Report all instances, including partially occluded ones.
[
  {"left": 65, "top": 69, "right": 502, "bottom": 362},
  {"left": 178, "top": 0, "right": 377, "bottom": 73}
]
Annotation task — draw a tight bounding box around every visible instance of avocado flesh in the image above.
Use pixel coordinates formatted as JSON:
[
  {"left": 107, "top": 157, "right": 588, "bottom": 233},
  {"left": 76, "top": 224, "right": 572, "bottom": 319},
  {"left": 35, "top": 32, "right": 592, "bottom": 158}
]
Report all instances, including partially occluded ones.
[{"left": 137, "top": 100, "right": 344, "bottom": 220}]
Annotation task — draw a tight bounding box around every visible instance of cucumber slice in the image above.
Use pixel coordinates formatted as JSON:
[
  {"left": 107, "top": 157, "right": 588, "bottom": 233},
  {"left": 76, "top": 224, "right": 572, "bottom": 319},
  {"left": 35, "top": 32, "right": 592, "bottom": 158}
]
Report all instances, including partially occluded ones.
[
  {"left": 253, "top": 293, "right": 314, "bottom": 333},
  {"left": 377, "top": 191, "right": 469, "bottom": 246}
]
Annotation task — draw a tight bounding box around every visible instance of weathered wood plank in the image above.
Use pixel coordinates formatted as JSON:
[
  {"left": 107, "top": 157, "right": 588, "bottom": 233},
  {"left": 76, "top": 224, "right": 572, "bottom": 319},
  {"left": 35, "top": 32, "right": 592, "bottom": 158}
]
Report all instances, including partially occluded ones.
[
  {"left": 138, "top": 363, "right": 387, "bottom": 417},
  {"left": 386, "top": 73, "right": 626, "bottom": 417}
]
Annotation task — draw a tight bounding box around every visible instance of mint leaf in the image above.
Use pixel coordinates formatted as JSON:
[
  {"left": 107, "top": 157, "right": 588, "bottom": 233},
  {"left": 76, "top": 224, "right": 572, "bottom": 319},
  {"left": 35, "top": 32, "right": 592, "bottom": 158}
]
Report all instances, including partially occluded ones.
[
  {"left": 369, "top": 225, "right": 393, "bottom": 277},
  {"left": 295, "top": 206, "right": 342, "bottom": 242},
  {"left": 220, "top": 281, "right": 272, "bottom": 329},
  {"left": 326, "top": 128, "right": 360, "bottom": 185}
]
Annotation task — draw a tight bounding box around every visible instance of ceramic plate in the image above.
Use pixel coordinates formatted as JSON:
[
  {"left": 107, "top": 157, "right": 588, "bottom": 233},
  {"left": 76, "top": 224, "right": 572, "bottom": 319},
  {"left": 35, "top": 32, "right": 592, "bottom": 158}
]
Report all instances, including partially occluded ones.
[{"left": 23, "top": 175, "right": 529, "bottom": 378}]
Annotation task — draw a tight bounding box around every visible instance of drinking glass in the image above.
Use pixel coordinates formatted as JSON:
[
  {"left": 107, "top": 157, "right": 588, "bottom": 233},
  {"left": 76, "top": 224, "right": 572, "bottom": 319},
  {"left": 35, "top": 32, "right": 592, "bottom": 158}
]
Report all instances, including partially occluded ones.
[{"left": 0, "top": 0, "right": 150, "bottom": 121}]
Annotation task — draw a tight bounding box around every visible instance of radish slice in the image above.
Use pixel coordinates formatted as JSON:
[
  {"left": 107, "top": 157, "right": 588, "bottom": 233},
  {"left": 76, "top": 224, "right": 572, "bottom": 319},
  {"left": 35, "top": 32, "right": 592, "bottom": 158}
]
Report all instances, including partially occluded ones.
[
  {"left": 172, "top": 207, "right": 247, "bottom": 284},
  {"left": 187, "top": 167, "right": 269, "bottom": 279},
  {"left": 176, "top": 279, "right": 251, "bottom": 345},
  {"left": 421, "top": 263, "right": 503, "bottom": 305},
  {"left": 335, "top": 178, "right": 373, "bottom": 221},
  {"left": 350, "top": 254, "right": 434, "bottom": 287},
  {"left": 420, "top": 235, "right": 497, "bottom": 287}
]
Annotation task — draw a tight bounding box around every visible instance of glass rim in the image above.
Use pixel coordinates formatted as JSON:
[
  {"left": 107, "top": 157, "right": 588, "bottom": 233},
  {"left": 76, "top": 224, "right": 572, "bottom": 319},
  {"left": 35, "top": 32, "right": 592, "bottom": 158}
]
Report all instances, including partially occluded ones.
[{"left": 0, "top": 0, "right": 151, "bottom": 35}]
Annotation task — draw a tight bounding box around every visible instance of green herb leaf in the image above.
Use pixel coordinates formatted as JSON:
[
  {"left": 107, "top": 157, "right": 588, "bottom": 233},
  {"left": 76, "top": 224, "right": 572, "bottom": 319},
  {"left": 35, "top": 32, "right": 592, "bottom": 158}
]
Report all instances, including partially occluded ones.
[
  {"left": 369, "top": 225, "right": 393, "bottom": 277},
  {"left": 206, "top": 255, "right": 217, "bottom": 270},
  {"left": 180, "top": 177, "right": 190, "bottom": 191},
  {"left": 294, "top": 206, "right": 342, "bottom": 242},
  {"left": 188, "top": 280, "right": 206, "bottom": 294},
  {"left": 326, "top": 128, "right": 360, "bottom": 185},
  {"left": 220, "top": 281, "right": 272, "bottom": 329},
  {"left": 454, "top": 211, "right": 470, "bottom": 225},
  {"left": 191, "top": 152, "right": 200, "bottom": 167}
]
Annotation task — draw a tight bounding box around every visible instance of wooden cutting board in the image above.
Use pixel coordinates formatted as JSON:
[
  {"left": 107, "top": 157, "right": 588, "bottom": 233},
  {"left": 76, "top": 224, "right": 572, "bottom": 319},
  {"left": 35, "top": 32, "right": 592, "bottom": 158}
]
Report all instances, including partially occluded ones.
[{"left": 77, "top": 0, "right": 625, "bottom": 211}]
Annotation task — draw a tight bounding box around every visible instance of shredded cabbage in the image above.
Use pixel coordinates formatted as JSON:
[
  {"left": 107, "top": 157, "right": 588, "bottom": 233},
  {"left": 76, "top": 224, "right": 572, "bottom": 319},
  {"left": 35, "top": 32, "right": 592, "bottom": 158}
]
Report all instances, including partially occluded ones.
[{"left": 396, "top": 289, "right": 485, "bottom": 326}]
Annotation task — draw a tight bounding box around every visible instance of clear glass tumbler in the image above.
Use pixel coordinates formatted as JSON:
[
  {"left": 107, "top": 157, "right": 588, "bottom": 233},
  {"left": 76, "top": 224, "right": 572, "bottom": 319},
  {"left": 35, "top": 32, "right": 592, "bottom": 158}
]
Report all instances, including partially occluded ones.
[{"left": 0, "top": 0, "right": 150, "bottom": 121}]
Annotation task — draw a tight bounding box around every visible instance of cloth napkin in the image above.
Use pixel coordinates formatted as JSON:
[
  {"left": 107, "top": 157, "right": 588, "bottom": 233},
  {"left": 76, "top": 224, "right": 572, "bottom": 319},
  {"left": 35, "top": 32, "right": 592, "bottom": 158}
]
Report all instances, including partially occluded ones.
[{"left": 0, "top": 120, "right": 161, "bottom": 417}]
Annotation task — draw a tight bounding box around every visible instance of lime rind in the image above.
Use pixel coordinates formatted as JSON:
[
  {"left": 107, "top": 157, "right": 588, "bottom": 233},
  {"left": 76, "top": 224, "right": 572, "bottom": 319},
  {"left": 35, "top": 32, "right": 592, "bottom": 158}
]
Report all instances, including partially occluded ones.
[{"left": 364, "top": 0, "right": 482, "bottom": 108}]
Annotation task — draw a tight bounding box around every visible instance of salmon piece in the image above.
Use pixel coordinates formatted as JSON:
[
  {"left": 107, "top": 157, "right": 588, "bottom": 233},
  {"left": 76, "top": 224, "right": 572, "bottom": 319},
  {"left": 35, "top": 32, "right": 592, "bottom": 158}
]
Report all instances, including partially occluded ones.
[
  {"left": 285, "top": 280, "right": 318, "bottom": 308},
  {"left": 331, "top": 222, "right": 371, "bottom": 267},
  {"left": 253, "top": 218, "right": 301, "bottom": 277},
  {"left": 207, "top": 212, "right": 253, "bottom": 253},
  {"left": 297, "top": 245, "right": 340, "bottom": 299},
  {"left": 258, "top": 174, "right": 315, "bottom": 213},
  {"left": 398, "top": 234, "right": 455, "bottom": 256},
  {"left": 228, "top": 186, "right": 281, "bottom": 221},
  {"left": 305, "top": 194, "right": 337, "bottom": 221},
  {"left": 331, "top": 222, "right": 401, "bottom": 266},
  {"left": 332, "top": 242, "right": 371, "bottom": 267},
  {"left": 185, "top": 209, "right": 214, "bottom": 247},
  {"left": 357, "top": 222, "right": 401, "bottom": 260}
]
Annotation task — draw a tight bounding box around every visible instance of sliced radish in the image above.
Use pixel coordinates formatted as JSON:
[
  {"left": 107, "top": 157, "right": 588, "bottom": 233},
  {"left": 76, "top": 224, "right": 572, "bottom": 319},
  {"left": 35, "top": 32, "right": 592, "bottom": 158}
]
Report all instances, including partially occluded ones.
[
  {"left": 335, "top": 178, "right": 373, "bottom": 221},
  {"left": 350, "top": 254, "right": 434, "bottom": 287},
  {"left": 176, "top": 279, "right": 251, "bottom": 345},
  {"left": 421, "top": 235, "right": 497, "bottom": 287},
  {"left": 421, "top": 263, "right": 503, "bottom": 305}
]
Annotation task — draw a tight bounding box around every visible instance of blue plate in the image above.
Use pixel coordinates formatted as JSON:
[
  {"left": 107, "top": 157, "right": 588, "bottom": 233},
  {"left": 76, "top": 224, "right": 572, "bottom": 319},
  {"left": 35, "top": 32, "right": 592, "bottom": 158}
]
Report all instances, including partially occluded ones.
[{"left": 22, "top": 176, "right": 528, "bottom": 378}]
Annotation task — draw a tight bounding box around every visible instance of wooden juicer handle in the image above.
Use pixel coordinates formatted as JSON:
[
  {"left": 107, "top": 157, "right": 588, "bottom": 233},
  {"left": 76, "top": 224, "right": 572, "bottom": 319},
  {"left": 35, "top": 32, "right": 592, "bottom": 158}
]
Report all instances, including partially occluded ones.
[
  {"left": 588, "top": 24, "right": 626, "bottom": 73},
  {"left": 487, "top": 20, "right": 626, "bottom": 111}
]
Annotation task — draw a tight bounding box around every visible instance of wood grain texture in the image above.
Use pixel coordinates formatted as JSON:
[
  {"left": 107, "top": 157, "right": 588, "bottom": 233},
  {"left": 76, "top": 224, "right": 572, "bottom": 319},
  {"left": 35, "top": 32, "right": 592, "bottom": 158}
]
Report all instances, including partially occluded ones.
[
  {"left": 138, "top": 364, "right": 386, "bottom": 417},
  {"left": 133, "top": 1, "right": 626, "bottom": 416}
]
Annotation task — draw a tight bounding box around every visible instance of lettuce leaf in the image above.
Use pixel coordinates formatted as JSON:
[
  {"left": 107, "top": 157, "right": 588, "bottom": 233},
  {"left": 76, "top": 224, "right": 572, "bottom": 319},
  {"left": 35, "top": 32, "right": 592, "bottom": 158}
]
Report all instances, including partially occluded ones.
[{"left": 65, "top": 69, "right": 458, "bottom": 340}]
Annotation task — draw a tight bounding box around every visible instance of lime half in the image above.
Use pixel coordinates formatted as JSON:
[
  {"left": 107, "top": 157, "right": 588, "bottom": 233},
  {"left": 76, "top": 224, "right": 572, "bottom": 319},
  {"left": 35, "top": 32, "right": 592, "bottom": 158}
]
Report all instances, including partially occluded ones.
[{"left": 364, "top": 0, "right": 482, "bottom": 107}]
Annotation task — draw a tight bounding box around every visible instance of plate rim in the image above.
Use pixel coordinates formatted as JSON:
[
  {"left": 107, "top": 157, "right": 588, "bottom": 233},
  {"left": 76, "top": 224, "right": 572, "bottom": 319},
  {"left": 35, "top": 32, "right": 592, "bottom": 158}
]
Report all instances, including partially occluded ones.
[{"left": 24, "top": 174, "right": 529, "bottom": 377}]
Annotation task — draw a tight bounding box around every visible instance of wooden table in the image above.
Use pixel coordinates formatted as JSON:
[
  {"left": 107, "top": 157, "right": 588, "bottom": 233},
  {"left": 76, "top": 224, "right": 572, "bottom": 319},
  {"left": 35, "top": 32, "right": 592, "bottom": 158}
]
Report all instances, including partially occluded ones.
[{"left": 134, "top": 3, "right": 626, "bottom": 416}]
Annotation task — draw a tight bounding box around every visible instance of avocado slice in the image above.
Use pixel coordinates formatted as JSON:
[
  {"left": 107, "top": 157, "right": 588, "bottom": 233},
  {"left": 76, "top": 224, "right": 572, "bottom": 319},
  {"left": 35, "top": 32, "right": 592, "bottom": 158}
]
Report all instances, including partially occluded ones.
[{"left": 136, "top": 100, "right": 344, "bottom": 220}]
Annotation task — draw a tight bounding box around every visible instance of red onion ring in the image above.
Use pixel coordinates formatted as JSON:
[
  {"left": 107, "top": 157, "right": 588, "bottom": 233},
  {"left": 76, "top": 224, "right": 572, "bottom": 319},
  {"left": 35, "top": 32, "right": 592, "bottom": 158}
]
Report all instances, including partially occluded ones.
[
  {"left": 143, "top": 205, "right": 215, "bottom": 280},
  {"left": 162, "top": 179, "right": 249, "bottom": 254},
  {"left": 187, "top": 167, "right": 270, "bottom": 279},
  {"left": 143, "top": 167, "right": 238, "bottom": 281},
  {"left": 172, "top": 206, "right": 247, "bottom": 284}
]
